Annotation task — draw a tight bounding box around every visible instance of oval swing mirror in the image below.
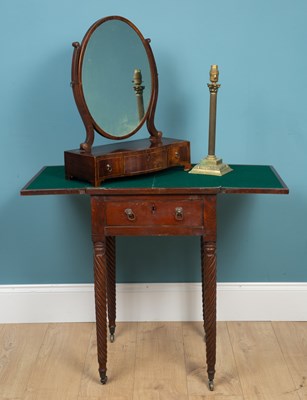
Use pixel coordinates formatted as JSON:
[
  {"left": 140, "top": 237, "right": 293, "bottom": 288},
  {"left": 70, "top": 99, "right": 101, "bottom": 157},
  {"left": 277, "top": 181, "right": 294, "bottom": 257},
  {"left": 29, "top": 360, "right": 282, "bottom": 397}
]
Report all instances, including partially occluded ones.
[
  {"left": 71, "top": 16, "right": 161, "bottom": 151},
  {"left": 65, "top": 16, "right": 191, "bottom": 186}
]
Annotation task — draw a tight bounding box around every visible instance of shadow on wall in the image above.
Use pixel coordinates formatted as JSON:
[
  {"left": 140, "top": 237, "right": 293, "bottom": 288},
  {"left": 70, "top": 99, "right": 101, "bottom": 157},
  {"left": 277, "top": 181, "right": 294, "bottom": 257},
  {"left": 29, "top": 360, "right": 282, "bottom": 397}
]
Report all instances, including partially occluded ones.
[
  {"left": 0, "top": 193, "right": 93, "bottom": 284},
  {"left": 114, "top": 196, "right": 254, "bottom": 283},
  {"left": 116, "top": 235, "right": 201, "bottom": 283},
  {"left": 217, "top": 194, "right": 257, "bottom": 277}
]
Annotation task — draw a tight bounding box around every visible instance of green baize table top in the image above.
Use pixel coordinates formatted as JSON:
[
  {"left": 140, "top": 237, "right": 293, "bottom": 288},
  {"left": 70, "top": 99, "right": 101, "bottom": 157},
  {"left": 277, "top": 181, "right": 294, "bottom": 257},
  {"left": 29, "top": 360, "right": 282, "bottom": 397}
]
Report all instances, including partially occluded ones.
[{"left": 21, "top": 165, "right": 288, "bottom": 196}]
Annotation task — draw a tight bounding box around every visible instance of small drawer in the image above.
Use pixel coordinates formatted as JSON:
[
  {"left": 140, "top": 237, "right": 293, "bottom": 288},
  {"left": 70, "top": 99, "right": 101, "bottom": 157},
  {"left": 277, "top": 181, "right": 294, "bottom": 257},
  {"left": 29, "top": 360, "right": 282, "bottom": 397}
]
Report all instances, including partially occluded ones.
[
  {"left": 168, "top": 143, "right": 190, "bottom": 165},
  {"left": 146, "top": 148, "right": 167, "bottom": 171},
  {"left": 98, "top": 157, "right": 123, "bottom": 177},
  {"left": 124, "top": 148, "right": 167, "bottom": 174},
  {"left": 105, "top": 199, "right": 203, "bottom": 227}
]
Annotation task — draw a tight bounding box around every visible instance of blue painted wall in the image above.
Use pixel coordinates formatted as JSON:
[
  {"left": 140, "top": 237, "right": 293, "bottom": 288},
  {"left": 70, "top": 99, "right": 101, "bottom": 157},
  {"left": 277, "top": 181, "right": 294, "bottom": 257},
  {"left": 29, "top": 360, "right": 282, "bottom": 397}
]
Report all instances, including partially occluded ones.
[{"left": 1, "top": 0, "right": 306, "bottom": 284}]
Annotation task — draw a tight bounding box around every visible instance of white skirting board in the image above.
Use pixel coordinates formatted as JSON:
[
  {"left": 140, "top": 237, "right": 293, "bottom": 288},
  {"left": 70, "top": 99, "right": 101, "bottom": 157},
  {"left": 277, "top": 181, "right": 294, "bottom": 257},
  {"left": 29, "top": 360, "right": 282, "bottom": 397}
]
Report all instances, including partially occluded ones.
[{"left": 0, "top": 282, "right": 306, "bottom": 323}]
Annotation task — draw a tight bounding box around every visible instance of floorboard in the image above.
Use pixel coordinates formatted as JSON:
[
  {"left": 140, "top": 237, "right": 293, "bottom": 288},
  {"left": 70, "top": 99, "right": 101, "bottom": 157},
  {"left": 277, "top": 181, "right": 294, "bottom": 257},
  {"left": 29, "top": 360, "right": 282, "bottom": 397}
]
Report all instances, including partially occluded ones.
[
  {"left": 227, "top": 321, "right": 300, "bottom": 400},
  {"left": 0, "top": 321, "right": 306, "bottom": 400}
]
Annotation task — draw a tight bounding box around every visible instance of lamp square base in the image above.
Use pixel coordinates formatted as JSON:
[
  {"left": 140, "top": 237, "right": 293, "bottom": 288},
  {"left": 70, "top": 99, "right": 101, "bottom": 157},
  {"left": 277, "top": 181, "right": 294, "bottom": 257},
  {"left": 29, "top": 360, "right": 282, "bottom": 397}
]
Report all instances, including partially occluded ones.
[{"left": 189, "top": 156, "right": 233, "bottom": 176}]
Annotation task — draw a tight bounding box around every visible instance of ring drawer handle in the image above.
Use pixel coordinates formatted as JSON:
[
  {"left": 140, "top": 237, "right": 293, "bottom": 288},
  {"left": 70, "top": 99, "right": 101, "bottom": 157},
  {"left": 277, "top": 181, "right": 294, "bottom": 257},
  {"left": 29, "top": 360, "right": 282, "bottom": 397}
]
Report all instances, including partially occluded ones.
[
  {"left": 175, "top": 207, "right": 184, "bottom": 221},
  {"left": 125, "top": 208, "right": 136, "bottom": 221}
]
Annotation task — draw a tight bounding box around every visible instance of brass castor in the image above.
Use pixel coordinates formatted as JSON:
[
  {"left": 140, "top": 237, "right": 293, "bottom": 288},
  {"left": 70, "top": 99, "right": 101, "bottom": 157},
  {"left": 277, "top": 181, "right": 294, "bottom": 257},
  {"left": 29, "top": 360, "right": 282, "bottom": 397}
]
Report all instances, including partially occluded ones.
[
  {"left": 208, "top": 379, "right": 214, "bottom": 391},
  {"left": 99, "top": 370, "right": 108, "bottom": 385},
  {"left": 109, "top": 325, "right": 116, "bottom": 343}
]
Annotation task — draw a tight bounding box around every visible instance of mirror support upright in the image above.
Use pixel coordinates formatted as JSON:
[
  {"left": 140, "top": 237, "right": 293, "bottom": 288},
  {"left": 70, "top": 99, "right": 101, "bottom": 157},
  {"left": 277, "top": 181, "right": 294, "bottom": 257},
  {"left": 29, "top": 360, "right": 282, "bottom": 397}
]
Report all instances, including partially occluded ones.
[{"left": 71, "top": 42, "right": 94, "bottom": 153}]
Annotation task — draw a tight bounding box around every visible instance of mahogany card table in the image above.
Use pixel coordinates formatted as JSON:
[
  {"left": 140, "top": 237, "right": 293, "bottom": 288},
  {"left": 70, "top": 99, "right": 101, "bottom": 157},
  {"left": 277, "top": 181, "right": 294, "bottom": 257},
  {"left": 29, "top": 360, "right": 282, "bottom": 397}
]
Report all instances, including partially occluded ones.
[{"left": 21, "top": 164, "right": 288, "bottom": 390}]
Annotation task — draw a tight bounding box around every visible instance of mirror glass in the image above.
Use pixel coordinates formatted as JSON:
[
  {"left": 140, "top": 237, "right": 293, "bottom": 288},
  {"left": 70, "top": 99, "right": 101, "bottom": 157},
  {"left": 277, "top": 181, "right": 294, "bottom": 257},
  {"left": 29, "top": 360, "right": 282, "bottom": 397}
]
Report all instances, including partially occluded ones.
[{"left": 82, "top": 19, "right": 152, "bottom": 138}]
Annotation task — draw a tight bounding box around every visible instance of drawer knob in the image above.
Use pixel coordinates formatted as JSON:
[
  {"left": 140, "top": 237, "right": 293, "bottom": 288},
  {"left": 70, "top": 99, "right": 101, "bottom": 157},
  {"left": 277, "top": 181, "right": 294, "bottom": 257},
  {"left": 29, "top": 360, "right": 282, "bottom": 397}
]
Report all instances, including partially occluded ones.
[
  {"left": 106, "top": 164, "right": 112, "bottom": 173},
  {"left": 175, "top": 207, "right": 184, "bottom": 221},
  {"left": 125, "top": 208, "right": 136, "bottom": 221}
]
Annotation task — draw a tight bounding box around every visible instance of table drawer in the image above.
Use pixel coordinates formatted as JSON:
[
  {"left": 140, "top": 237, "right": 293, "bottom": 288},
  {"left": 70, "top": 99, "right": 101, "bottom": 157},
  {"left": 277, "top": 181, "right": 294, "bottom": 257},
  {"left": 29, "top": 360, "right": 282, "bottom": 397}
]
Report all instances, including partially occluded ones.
[{"left": 105, "top": 199, "right": 203, "bottom": 226}]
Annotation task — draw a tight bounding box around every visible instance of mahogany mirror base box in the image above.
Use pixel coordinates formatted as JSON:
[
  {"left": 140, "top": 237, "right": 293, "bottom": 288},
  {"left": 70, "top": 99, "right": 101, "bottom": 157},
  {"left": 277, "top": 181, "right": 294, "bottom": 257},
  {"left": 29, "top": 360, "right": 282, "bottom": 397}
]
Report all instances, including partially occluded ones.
[{"left": 64, "top": 137, "right": 191, "bottom": 186}]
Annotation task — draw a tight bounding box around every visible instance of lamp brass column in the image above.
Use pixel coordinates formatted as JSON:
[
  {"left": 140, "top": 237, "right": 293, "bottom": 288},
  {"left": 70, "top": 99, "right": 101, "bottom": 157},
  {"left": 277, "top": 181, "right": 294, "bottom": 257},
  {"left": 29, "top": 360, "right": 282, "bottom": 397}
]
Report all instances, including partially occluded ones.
[
  {"left": 133, "top": 68, "right": 145, "bottom": 121},
  {"left": 189, "top": 65, "right": 232, "bottom": 176}
]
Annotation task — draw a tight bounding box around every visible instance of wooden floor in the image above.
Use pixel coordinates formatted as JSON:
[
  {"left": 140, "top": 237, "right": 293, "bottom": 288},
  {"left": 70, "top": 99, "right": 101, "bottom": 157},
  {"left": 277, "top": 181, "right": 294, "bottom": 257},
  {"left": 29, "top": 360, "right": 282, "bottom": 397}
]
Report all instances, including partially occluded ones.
[{"left": 0, "top": 322, "right": 306, "bottom": 400}]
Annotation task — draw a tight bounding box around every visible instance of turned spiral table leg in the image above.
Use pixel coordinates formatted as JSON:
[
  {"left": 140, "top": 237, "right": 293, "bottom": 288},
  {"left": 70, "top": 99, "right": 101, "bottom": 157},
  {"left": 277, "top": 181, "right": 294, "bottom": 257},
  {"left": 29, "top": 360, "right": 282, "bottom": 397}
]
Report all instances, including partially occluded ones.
[
  {"left": 201, "top": 237, "right": 206, "bottom": 340},
  {"left": 202, "top": 195, "right": 217, "bottom": 391},
  {"left": 91, "top": 196, "right": 108, "bottom": 384},
  {"left": 202, "top": 239, "right": 216, "bottom": 390},
  {"left": 93, "top": 240, "right": 108, "bottom": 384},
  {"left": 106, "top": 236, "right": 116, "bottom": 342}
]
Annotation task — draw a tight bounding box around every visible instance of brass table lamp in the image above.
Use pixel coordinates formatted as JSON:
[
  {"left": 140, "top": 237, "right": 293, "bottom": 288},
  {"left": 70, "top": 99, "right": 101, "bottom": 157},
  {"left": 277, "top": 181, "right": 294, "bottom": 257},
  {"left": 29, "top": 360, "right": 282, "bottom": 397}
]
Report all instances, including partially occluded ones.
[{"left": 189, "top": 65, "right": 232, "bottom": 176}]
